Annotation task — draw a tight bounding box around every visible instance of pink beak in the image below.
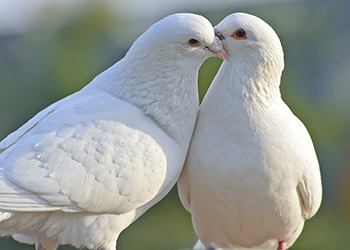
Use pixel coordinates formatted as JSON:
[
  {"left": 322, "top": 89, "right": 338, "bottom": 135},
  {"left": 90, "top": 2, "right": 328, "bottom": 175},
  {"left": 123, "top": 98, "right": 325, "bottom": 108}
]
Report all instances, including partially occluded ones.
[{"left": 205, "top": 36, "right": 228, "bottom": 60}]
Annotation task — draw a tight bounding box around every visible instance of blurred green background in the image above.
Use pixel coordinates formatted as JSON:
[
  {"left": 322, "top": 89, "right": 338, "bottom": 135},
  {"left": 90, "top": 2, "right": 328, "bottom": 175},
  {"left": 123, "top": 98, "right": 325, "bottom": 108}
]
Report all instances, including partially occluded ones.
[{"left": 0, "top": 0, "right": 349, "bottom": 249}]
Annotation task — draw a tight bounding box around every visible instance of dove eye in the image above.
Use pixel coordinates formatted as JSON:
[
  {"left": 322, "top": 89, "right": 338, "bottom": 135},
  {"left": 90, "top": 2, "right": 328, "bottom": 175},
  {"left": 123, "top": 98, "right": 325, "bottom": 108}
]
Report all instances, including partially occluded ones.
[
  {"left": 231, "top": 28, "right": 247, "bottom": 40},
  {"left": 187, "top": 39, "right": 201, "bottom": 47}
]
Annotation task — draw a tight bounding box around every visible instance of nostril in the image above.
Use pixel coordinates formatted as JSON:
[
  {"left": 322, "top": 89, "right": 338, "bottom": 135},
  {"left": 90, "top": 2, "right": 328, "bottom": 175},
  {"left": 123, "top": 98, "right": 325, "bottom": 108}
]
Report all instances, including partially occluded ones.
[{"left": 214, "top": 28, "right": 225, "bottom": 40}]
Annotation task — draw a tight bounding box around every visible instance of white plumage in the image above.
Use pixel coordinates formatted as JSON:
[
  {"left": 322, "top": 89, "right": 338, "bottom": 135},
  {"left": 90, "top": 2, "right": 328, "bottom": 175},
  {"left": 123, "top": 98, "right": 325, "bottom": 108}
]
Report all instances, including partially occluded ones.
[
  {"left": 178, "top": 13, "right": 322, "bottom": 250},
  {"left": 0, "top": 13, "right": 225, "bottom": 250}
]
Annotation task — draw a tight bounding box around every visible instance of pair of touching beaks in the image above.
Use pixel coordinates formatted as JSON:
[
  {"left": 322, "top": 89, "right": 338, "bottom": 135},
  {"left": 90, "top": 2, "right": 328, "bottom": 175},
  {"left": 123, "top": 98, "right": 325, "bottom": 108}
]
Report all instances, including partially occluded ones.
[{"left": 206, "top": 28, "right": 228, "bottom": 61}]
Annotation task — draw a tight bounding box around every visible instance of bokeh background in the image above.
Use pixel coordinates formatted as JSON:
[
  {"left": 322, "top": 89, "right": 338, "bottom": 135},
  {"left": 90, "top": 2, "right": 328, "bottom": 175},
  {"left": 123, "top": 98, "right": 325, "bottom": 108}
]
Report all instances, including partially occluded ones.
[{"left": 0, "top": 0, "right": 349, "bottom": 249}]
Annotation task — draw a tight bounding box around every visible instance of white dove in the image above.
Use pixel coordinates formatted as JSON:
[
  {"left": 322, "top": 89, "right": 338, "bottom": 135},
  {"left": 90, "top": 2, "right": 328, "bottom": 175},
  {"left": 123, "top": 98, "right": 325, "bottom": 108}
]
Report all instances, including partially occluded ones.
[
  {"left": 178, "top": 13, "right": 322, "bottom": 250},
  {"left": 0, "top": 13, "right": 227, "bottom": 250}
]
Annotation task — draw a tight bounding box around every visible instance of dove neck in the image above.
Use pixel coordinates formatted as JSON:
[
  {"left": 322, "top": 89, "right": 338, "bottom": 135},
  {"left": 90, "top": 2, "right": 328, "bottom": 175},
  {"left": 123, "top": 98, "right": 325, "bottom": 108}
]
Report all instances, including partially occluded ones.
[
  {"left": 88, "top": 54, "right": 200, "bottom": 148},
  {"left": 218, "top": 58, "right": 282, "bottom": 104}
]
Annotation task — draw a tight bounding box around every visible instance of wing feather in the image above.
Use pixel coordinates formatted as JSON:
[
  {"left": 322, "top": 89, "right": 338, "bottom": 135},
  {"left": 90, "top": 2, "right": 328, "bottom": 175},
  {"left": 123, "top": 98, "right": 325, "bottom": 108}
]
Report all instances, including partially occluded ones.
[{"left": 0, "top": 87, "right": 182, "bottom": 214}]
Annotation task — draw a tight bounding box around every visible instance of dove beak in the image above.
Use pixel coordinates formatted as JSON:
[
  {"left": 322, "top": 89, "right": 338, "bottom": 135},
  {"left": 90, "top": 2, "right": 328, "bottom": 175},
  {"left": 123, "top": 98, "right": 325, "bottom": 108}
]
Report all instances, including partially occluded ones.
[{"left": 205, "top": 36, "right": 228, "bottom": 61}]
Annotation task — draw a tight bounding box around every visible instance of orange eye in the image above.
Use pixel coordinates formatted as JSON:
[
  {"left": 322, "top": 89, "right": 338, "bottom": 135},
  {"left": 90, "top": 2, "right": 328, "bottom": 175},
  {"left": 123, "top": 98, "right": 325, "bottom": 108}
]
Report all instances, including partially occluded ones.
[{"left": 231, "top": 28, "right": 247, "bottom": 40}]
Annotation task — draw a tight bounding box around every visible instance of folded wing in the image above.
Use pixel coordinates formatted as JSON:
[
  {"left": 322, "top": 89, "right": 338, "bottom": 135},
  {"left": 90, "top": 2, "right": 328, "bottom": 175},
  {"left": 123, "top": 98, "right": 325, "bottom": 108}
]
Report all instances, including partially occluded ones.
[{"left": 0, "top": 88, "right": 178, "bottom": 215}]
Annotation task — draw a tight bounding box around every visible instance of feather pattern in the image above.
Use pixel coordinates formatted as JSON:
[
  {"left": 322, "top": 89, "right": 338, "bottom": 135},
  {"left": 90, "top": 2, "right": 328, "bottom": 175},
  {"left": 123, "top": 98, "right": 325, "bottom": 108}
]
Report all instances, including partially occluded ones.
[
  {"left": 178, "top": 13, "right": 322, "bottom": 250},
  {"left": 0, "top": 13, "right": 225, "bottom": 249}
]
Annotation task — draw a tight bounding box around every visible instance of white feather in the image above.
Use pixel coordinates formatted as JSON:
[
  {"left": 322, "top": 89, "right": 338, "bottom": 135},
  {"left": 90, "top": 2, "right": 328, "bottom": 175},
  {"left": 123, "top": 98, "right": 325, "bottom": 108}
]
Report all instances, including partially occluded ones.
[
  {"left": 178, "top": 13, "right": 322, "bottom": 249},
  {"left": 0, "top": 13, "right": 224, "bottom": 250}
]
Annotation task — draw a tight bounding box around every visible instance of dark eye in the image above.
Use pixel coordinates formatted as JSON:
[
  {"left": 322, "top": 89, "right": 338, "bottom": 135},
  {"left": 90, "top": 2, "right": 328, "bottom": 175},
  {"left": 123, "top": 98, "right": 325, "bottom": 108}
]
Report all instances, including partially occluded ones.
[
  {"left": 231, "top": 28, "right": 247, "bottom": 40},
  {"left": 187, "top": 38, "right": 201, "bottom": 47}
]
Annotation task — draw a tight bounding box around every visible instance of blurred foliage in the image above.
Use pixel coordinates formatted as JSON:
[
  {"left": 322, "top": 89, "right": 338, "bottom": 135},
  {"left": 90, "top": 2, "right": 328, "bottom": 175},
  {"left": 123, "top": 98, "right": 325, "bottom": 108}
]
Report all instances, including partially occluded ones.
[{"left": 0, "top": 0, "right": 349, "bottom": 249}]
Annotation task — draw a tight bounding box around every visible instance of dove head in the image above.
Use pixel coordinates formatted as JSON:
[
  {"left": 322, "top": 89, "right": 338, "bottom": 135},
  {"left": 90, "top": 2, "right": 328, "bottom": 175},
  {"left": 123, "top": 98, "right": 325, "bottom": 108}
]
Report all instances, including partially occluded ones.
[
  {"left": 214, "top": 13, "right": 284, "bottom": 79},
  {"left": 91, "top": 14, "right": 227, "bottom": 147},
  {"left": 126, "top": 13, "right": 227, "bottom": 63}
]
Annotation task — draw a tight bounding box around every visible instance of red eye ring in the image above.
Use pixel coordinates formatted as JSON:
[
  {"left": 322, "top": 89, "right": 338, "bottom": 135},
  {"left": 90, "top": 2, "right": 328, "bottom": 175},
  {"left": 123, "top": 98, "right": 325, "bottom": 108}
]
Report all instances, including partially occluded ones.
[{"left": 231, "top": 28, "right": 247, "bottom": 40}]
